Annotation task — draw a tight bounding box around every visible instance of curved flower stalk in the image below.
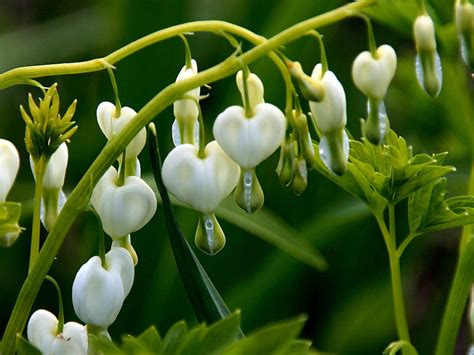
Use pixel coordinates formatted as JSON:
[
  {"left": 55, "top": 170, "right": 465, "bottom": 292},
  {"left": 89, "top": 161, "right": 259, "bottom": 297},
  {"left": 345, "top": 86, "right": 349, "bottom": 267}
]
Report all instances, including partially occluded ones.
[
  {"left": 91, "top": 166, "right": 157, "bottom": 263},
  {"left": 72, "top": 247, "right": 134, "bottom": 330},
  {"left": 162, "top": 140, "right": 240, "bottom": 255},
  {"left": 213, "top": 70, "right": 286, "bottom": 213},
  {"left": 0, "top": 139, "right": 22, "bottom": 247},
  {"left": 309, "top": 64, "right": 349, "bottom": 176},
  {"left": 455, "top": 0, "right": 474, "bottom": 69},
  {"left": 172, "top": 59, "right": 201, "bottom": 146},
  {"left": 97, "top": 101, "right": 145, "bottom": 176},
  {"left": 352, "top": 44, "right": 397, "bottom": 145},
  {"left": 413, "top": 13, "right": 442, "bottom": 97},
  {"left": 30, "top": 143, "right": 68, "bottom": 231},
  {"left": 27, "top": 309, "right": 87, "bottom": 355}
]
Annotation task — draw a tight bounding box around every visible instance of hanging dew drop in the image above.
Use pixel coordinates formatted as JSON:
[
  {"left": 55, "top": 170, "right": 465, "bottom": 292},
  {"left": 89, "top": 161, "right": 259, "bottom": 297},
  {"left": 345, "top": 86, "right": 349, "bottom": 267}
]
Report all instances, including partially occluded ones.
[{"left": 243, "top": 171, "right": 253, "bottom": 214}]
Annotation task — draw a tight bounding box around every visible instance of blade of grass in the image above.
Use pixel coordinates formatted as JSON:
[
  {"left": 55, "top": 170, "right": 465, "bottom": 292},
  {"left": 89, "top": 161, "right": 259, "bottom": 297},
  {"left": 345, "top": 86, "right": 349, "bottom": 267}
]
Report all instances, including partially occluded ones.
[{"left": 147, "top": 123, "right": 243, "bottom": 336}]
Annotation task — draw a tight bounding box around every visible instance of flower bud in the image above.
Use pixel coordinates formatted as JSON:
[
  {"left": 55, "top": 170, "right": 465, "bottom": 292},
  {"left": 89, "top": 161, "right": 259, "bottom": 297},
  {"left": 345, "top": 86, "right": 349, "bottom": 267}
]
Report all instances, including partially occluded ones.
[
  {"left": 413, "top": 14, "right": 442, "bottom": 97},
  {"left": 96, "top": 101, "right": 146, "bottom": 160},
  {"left": 291, "top": 157, "right": 308, "bottom": 196},
  {"left": 27, "top": 309, "right": 87, "bottom": 355},
  {"left": 72, "top": 247, "right": 134, "bottom": 328},
  {"left": 309, "top": 64, "right": 347, "bottom": 135},
  {"left": 0, "top": 139, "right": 20, "bottom": 203},
  {"left": 213, "top": 103, "right": 286, "bottom": 170},
  {"left": 288, "top": 61, "right": 325, "bottom": 102},
  {"left": 173, "top": 59, "right": 201, "bottom": 145},
  {"left": 236, "top": 70, "right": 264, "bottom": 111},
  {"left": 276, "top": 138, "right": 295, "bottom": 186},
  {"left": 352, "top": 45, "right": 397, "bottom": 100},
  {"left": 455, "top": 0, "right": 474, "bottom": 68},
  {"left": 0, "top": 202, "right": 22, "bottom": 247},
  {"left": 91, "top": 166, "right": 157, "bottom": 239},
  {"left": 293, "top": 110, "right": 316, "bottom": 168}
]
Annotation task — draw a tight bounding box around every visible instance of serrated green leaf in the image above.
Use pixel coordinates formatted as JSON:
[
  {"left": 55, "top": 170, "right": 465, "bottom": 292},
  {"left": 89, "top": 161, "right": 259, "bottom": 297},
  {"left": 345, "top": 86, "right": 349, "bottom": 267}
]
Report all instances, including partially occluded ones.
[
  {"left": 161, "top": 321, "right": 188, "bottom": 355},
  {"left": 16, "top": 335, "right": 41, "bottom": 355},
  {"left": 89, "top": 334, "right": 125, "bottom": 355},
  {"left": 137, "top": 326, "right": 162, "bottom": 351},
  {"left": 121, "top": 334, "right": 153, "bottom": 354},
  {"left": 222, "top": 316, "right": 307, "bottom": 355}
]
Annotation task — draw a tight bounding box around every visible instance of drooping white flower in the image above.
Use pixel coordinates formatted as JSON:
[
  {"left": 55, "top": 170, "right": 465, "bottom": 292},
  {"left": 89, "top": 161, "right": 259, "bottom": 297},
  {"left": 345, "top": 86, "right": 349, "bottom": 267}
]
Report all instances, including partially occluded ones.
[
  {"left": 352, "top": 45, "right": 397, "bottom": 100},
  {"left": 162, "top": 141, "right": 239, "bottom": 213},
  {"left": 27, "top": 309, "right": 87, "bottom": 355},
  {"left": 235, "top": 70, "right": 264, "bottom": 110},
  {"left": 96, "top": 101, "right": 146, "bottom": 160},
  {"left": 91, "top": 166, "right": 157, "bottom": 239},
  {"left": 413, "top": 14, "right": 442, "bottom": 97},
  {"left": 309, "top": 64, "right": 347, "bottom": 135},
  {"left": 72, "top": 247, "right": 134, "bottom": 328},
  {"left": 0, "top": 139, "right": 20, "bottom": 203},
  {"left": 213, "top": 104, "right": 286, "bottom": 170},
  {"left": 29, "top": 143, "right": 68, "bottom": 231},
  {"left": 455, "top": 0, "right": 474, "bottom": 68}
]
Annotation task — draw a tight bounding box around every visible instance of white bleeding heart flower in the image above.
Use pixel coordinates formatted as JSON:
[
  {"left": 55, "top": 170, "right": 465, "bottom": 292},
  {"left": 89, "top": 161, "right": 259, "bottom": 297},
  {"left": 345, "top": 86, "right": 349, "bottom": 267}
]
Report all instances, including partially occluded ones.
[
  {"left": 413, "top": 14, "right": 442, "bottom": 97},
  {"left": 91, "top": 166, "right": 157, "bottom": 239},
  {"left": 162, "top": 141, "right": 239, "bottom": 213},
  {"left": 96, "top": 101, "right": 146, "bottom": 160},
  {"left": 455, "top": 0, "right": 474, "bottom": 68},
  {"left": 27, "top": 309, "right": 87, "bottom": 355},
  {"left": 309, "top": 64, "right": 347, "bottom": 135},
  {"left": 414, "top": 15, "right": 437, "bottom": 52},
  {"left": 0, "top": 139, "right": 20, "bottom": 203},
  {"left": 29, "top": 143, "right": 68, "bottom": 230},
  {"left": 173, "top": 59, "right": 201, "bottom": 146},
  {"left": 236, "top": 70, "right": 264, "bottom": 110},
  {"left": 352, "top": 45, "right": 397, "bottom": 100},
  {"left": 72, "top": 247, "right": 134, "bottom": 328},
  {"left": 213, "top": 103, "right": 286, "bottom": 170}
]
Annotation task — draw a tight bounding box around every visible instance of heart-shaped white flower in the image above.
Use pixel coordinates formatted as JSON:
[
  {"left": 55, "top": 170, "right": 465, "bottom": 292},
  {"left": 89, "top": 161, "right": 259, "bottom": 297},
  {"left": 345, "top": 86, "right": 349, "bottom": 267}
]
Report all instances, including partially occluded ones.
[
  {"left": 91, "top": 166, "right": 157, "bottom": 238},
  {"left": 97, "top": 102, "right": 146, "bottom": 160},
  {"left": 309, "top": 64, "right": 347, "bottom": 134},
  {"left": 72, "top": 247, "right": 134, "bottom": 328},
  {"left": 213, "top": 103, "right": 286, "bottom": 169},
  {"left": 0, "top": 139, "right": 20, "bottom": 203},
  {"left": 27, "top": 309, "right": 87, "bottom": 355},
  {"left": 173, "top": 59, "right": 200, "bottom": 123},
  {"left": 352, "top": 45, "right": 397, "bottom": 100},
  {"left": 162, "top": 141, "right": 240, "bottom": 213}
]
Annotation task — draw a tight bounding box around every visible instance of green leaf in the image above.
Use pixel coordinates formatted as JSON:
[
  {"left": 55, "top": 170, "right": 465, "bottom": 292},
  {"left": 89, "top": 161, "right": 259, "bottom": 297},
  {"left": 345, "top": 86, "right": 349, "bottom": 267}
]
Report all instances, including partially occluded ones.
[
  {"left": 147, "top": 125, "right": 243, "bottom": 333},
  {"left": 216, "top": 198, "right": 327, "bottom": 270},
  {"left": 89, "top": 334, "right": 125, "bottom": 355},
  {"left": 121, "top": 334, "right": 152, "bottom": 354},
  {"left": 222, "top": 315, "right": 308, "bottom": 355},
  {"left": 137, "top": 326, "right": 162, "bottom": 350},
  {"left": 161, "top": 321, "right": 188, "bottom": 355},
  {"left": 15, "top": 335, "right": 41, "bottom": 355}
]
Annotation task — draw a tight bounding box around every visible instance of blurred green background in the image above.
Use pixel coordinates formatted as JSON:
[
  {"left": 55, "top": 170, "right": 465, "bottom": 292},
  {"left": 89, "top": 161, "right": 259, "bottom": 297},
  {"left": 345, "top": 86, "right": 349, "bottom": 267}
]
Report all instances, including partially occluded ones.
[{"left": 0, "top": 0, "right": 472, "bottom": 354}]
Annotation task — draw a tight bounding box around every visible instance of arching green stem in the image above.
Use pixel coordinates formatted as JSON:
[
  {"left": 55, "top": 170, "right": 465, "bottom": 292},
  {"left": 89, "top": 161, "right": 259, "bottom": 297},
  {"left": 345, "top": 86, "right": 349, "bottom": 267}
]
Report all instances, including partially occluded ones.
[
  {"left": 179, "top": 34, "right": 193, "bottom": 69},
  {"left": 308, "top": 30, "right": 328, "bottom": 74},
  {"left": 45, "top": 276, "right": 64, "bottom": 334},
  {"left": 106, "top": 67, "right": 121, "bottom": 117}
]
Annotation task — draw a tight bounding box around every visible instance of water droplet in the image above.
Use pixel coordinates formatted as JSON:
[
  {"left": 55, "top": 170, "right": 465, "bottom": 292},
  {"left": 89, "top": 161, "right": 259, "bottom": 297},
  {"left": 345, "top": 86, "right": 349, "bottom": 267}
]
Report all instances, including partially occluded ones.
[{"left": 243, "top": 171, "right": 253, "bottom": 214}]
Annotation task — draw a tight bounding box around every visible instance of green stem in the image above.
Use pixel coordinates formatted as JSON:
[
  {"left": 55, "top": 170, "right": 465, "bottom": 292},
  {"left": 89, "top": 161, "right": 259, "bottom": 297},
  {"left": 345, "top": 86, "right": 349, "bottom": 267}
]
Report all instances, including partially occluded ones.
[
  {"left": 106, "top": 67, "right": 121, "bottom": 117},
  {"left": 0, "top": 2, "right": 375, "bottom": 353},
  {"left": 308, "top": 31, "right": 328, "bottom": 74},
  {"left": 358, "top": 14, "right": 377, "bottom": 56},
  {"left": 376, "top": 205, "right": 413, "bottom": 353},
  {"left": 241, "top": 66, "right": 254, "bottom": 117},
  {"left": 28, "top": 156, "right": 47, "bottom": 273},
  {"left": 45, "top": 275, "right": 64, "bottom": 334},
  {"left": 179, "top": 34, "right": 193, "bottom": 69}
]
